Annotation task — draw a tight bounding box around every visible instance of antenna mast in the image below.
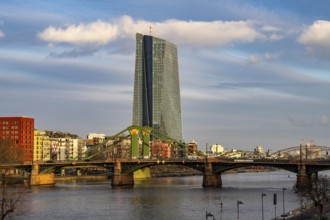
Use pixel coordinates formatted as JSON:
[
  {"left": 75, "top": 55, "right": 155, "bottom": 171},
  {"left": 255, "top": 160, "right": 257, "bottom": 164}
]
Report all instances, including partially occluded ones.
[{"left": 149, "top": 25, "right": 152, "bottom": 36}]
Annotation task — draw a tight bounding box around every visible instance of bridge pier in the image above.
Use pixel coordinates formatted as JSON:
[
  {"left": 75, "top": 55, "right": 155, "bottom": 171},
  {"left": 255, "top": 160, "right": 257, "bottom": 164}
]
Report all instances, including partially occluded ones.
[
  {"left": 111, "top": 162, "right": 134, "bottom": 188},
  {"left": 29, "top": 164, "right": 55, "bottom": 186},
  {"left": 202, "top": 162, "right": 222, "bottom": 188},
  {"left": 296, "top": 164, "right": 312, "bottom": 192}
]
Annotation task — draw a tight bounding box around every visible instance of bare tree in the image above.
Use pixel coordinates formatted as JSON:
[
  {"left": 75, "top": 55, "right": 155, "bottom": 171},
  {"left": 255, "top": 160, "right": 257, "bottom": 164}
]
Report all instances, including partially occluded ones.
[
  {"left": 1, "top": 171, "right": 24, "bottom": 220},
  {"left": 0, "top": 140, "right": 23, "bottom": 164},
  {"left": 307, "top": 175, "right": 330, "bottom": 218},
  {"left": 0, "top": 140, "right": 25, "bottom": 219}
]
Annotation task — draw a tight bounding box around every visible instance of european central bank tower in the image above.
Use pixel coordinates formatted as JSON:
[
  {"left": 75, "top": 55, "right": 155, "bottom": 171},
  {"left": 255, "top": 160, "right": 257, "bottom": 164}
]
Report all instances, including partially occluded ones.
[{"left": 132, "top": 33, "right": 183, "bottom": 141}]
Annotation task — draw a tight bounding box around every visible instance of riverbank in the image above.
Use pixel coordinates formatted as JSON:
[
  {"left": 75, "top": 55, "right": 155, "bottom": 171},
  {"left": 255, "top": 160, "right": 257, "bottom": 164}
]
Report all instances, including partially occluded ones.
[{"left": 286, "top": 203, "right": 330, "bottom": 220}]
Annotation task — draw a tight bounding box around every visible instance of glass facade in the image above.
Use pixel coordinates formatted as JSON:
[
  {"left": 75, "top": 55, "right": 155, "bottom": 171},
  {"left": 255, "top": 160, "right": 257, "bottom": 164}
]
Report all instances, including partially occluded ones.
[{"left": 132, "top": 33, "right": 183, "bottom": 141}]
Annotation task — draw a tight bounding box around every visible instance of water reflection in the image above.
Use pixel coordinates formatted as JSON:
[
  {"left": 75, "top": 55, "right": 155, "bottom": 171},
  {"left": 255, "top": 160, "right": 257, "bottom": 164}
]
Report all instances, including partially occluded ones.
[{"left": 17, "top": 170, "right": 309, "bottom": 220}]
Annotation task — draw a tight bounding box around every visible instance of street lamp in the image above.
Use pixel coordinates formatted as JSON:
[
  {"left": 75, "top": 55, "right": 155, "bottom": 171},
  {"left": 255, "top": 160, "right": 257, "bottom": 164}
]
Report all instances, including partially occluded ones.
[
  {"left": 262, "top": 193, "right": 267, "bottom": 220},
  {"left": 220, "top": 201, "right": 223, "bottom": 220},
  {"left": 281, "top": 188, "right": 287, "bottom": 219},
  {"left": 274, "top": 193, "right": 277, "bottom": 220},
  {"left": 237, "top": 200, "right": 243, "bottom": 220},
  {"left": 206, "top": 211, "right": 215, "bottom": 220}
]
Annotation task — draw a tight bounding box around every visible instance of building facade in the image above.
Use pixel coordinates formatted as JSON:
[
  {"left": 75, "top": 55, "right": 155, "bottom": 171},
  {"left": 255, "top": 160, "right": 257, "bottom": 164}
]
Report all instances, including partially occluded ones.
[
  {"left": 0, "top": 116, "right": 34, "bottom": 162},
  {"left": 151, "top": 140, "right": 174, "bottom": 159},
  {"left": 34, "top": 130, "right": 51, "bottom": 162},
  {"left": 211, "top": 144, "right": 224, "bottom": 155},
  {"left": 187, "top": 140, "right": 198, "bottom": 155},
  {"left": 132, "top": 33, "right": 183, "bottom": 141},
  {"left": 87, "top": 133, "right": 106, "bottom": 145}
]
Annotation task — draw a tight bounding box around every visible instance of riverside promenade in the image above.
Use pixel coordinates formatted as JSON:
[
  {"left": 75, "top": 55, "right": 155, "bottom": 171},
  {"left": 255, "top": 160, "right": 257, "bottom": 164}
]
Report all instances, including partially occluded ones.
[{"left": 286, "top": 203, "right": 330, "bottom": 220}]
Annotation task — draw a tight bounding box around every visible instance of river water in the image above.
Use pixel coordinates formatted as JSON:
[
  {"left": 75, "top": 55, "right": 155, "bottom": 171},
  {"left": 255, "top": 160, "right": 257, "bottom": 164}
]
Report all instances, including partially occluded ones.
[{"left": 17, "top": 171, "right": 307, "bottom": 220}]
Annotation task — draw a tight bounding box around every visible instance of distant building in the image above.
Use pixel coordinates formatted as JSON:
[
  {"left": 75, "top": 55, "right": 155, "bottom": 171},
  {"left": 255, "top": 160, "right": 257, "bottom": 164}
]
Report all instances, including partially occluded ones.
[
  {"left": 132, "top": 33, "right": 183, "bottom": 141},
  {"left": 87, "top": 133, "right": 106, "bottom": 144},
  {"left": 151, "top": 140, "right": 173, "bottom": 159},
  {"left": 254, "top": 145, "right": 265, "bottom": 154},
  {"left": 49, "top": 138, "right": 59, "bottom": 161},
  {"left": 34, "top": 130, "right": 51, "bottom": 161},
  {"left": 104, "top": 137, "right": 132, "bottom": 159},
  {"left": 187, "top": 140, "right": 198, "bottom": 155},
  {"left": 210, "top": 144, "right": 224, "bottom": 155},
  {"left": 0, "top": 116, "right": 34, "bottom": 162},
  {"left": 57, "top": 137, "right": 88, "bottom": 161}
]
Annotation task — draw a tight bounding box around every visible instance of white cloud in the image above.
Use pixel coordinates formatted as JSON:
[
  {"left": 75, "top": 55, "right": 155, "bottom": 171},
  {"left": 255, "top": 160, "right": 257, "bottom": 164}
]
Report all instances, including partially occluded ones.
[
  {"left": 38, "top": 15, "right": 264, "bottom": 47},
  {"left": 38, "top": 20, "right": 119, "bottom": 45},
  {"left": 298, "top": 20, "right": 330, "bottom": 48},
  {"left": 0, "top": 31, "right": 4, "bottom": 38},
  {"left": 269, "top": 33, "right": 283, "bottom": 41},
  {"left": 246, "top": 52, "right": 279, "bottom": 64},
  {"left": 261, "top": 25, "right": 282, "bottom": 32},
  {"left": 154, "top": 19, "right": 263, "bottom": 46},
  {"left": 259, "top": 25, "right": 284, "bottom": 41}
]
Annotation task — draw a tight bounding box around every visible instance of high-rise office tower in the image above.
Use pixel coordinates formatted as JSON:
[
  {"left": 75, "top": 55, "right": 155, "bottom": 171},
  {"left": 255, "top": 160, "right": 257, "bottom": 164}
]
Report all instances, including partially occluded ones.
[{"left": 132, "top": 33, "right": 183, "bottom": 141}]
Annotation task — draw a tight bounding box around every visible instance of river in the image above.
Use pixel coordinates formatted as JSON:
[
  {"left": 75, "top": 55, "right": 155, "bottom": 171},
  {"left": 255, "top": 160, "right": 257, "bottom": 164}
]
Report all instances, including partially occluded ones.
[{"left": 17, "top": 171, "right": 307, "bottom": 220}]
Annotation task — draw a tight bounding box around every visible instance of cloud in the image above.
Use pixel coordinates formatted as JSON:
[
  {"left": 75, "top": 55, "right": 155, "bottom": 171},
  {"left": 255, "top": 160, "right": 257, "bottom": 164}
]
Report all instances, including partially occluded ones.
[
  {"left": 38, "top": 20, "right": 119, "bottom": 45},
  {"left": 297, "top": 20, "right": 330, "bottom": 59},
  {"left": 288, "top": 114, "right": 330, "bottom": 127},
  {"left": 154, "top": 19, "right": 263, "bottom": 46},
  {"left": 298, "top": 20, "right": 330, "bottom": 48},
  {"left": 247, "top": 52, "right": 280, "bottom": 64},
  {"left": 0, "top": 31, "right": 4, "bottom": 38},
  {"left": 38, "top": 15, "right": 264, "bottom": 49},
  {"left": 48, "top": 46, "right": 99, "bottom": 58}
]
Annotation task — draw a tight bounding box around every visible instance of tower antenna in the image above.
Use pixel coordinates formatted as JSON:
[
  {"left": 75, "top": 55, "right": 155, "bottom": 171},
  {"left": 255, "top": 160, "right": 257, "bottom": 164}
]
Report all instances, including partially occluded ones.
[{"left": 149, "top": 25, "right": 152, "bottom": 36}]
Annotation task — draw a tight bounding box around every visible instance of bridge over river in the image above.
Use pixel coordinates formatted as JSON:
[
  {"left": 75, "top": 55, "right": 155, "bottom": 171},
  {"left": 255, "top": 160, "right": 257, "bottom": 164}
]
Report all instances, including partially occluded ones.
[
  {"left": 2, "top": 157, "right": 330, "bottom": 191},
  {"left": 1, "top": 125, "right": 329, "bottom": 191}
]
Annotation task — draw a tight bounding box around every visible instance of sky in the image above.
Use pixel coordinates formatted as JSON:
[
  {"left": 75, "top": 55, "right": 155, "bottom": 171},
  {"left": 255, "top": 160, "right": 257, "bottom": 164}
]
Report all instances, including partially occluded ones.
[{"left": 0, "top": 0, "right": 330, "bottom": 151}]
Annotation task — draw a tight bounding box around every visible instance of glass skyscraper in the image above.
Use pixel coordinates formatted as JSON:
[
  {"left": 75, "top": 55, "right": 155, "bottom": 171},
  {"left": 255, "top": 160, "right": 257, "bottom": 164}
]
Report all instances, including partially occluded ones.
[{"left": 132, "top": 33, "right": 183, "bottom": 141}]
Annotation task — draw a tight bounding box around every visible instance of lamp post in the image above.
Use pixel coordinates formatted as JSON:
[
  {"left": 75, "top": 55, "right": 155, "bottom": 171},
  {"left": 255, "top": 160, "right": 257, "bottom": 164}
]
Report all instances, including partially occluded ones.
[
  {"left": 237, "top": 200, "right": 243, "bottom": 220},
  {"left": 282, "top": 188, "right": 287, "bottom": 219},
  {"left": 274, "top": 193, "right": 277, "bottom": 220},
  {"left": 220, "top": 201, "right": 223, "bottom": 220},
  {"left": 262, "top": 193, "right": 267, "bottom": 220},
  {"left": 206, "top": 211, "right": 215, "bottom": 220},
  {"left": 205, "top": 143, "right": 208, "bottom": 162}
]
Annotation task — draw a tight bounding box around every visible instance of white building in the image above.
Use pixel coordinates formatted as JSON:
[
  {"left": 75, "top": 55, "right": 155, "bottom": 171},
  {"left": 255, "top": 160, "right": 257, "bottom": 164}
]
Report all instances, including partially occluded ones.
[
  {"left": 254, "top": 145, "right": 265, "bottom": 154},
  {"left": 210, "top": 144, "right": 224, "bottom": 155},
  {"left": 87, "top": 133, "right": 105, "bottom": 141}
]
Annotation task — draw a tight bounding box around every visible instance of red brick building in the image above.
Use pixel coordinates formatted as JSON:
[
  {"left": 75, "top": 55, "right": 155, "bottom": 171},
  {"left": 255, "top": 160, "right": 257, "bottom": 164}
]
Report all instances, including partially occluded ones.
[
  {"left": 0, "top": 116, "right": 34, "bottom": 162},
  {"left": 187, "top": 141, "right": 198, "bottom": 155},
  {"left": 151, "top": 140, "right": 174, "bottom": 159}
]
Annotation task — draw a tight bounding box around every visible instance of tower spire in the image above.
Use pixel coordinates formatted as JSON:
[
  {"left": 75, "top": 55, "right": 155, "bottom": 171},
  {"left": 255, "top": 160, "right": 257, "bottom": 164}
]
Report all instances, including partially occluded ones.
[{"left": 149, "top": 25, "right": 152, "bottom": 36}]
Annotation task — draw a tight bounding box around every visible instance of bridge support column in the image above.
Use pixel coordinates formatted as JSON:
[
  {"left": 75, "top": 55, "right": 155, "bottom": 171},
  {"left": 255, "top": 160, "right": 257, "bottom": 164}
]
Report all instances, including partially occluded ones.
[
  {"left": 296, "top": 164, "right": 311, "bottom": 192},
  {"left": 129, "top": 128, "right": 140, "bottom": 159},
  {"left": 202, "top": 162, "right": 222, "bottom": 188},
  {"left": 111, "top": 162, "right": 134, "bottom": 188},
  {"left": 29, "top": 165, "right": 55, "bottom": 186},
  {"left": 142, "top": 127, "right": 151, "bottom": 159}
]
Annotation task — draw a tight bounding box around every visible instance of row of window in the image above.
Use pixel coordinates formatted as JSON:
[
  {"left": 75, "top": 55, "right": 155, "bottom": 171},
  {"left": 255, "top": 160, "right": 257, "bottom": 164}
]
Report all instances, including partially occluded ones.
[
  {"left": 1, "top": 126, "right": 33, "bottom": 130},
  {"left": 0, "top": 120, "right": 33, "bottom": 125},
  {"left": 1, "top": 130, "right": 19, "bottom": 134}
]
